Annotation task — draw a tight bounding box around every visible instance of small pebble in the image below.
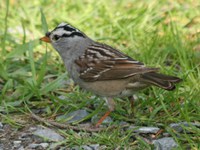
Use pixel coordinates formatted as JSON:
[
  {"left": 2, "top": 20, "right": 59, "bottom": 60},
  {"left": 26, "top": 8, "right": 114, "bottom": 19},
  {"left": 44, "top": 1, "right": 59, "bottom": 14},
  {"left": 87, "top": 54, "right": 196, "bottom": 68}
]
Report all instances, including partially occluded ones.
[
  {"left": 153, "top": 137, "right": 178, "bottom": 150},
  {"left": 17, "top": 146, "right": 25, "bottom": 150},
  {"left": 119, "top": 121, "right": 129, "bottom": 126},
  {"left": 170, "top": 122, "right": 200, "bottom": 133},
  {"left": 33, "top": 126, "right": 64, "bottom": 142},
  {"left": 163, "top": 132, "right": 170, "bottom": 137},
  {"left": 0, "top": 122, "right": 3, "bottom": 129},
  {"left": 72, "top": 144, "right": 100, "bottom": 150},
  {"left": 58, "top": 95, "right": 67, "bottom": 100},
  {"left": 13, "top": 140, "right": 22, "bottom": 148},
  {"left": 128, "top": 126, "right": 160, "bottom": 134},
  {"left": 0, "top": 144, "right": 4, "bottom": 150},
  {"left": 28, "top": 143, "right": 49, "bottom": 149},
  {"left": 29, "top": 127, "right": 37, "bottom": 131}
]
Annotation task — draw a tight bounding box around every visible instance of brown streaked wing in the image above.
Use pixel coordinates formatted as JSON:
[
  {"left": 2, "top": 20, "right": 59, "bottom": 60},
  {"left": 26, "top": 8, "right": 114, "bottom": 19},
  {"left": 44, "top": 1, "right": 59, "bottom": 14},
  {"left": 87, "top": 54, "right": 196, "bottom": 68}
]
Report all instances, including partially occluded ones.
[{"left": 75, "top": 43, "right": 159, "bottom": 82}]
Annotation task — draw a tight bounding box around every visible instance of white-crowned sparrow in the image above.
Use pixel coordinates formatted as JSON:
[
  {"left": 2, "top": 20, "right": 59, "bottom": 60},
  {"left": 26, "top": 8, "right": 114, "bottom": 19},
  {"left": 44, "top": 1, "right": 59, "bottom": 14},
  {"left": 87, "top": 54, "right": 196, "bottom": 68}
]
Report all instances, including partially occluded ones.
[{"left": 40, "top": 22, "right": 182, "bottom": 126}]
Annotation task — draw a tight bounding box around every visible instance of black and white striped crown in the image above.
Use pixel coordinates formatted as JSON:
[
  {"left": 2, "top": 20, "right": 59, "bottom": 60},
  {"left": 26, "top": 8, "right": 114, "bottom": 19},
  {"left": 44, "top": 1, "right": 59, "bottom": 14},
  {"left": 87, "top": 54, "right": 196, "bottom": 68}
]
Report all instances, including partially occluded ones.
[{"left": 46, "top": 22, "right": 85, "bottom": 39}]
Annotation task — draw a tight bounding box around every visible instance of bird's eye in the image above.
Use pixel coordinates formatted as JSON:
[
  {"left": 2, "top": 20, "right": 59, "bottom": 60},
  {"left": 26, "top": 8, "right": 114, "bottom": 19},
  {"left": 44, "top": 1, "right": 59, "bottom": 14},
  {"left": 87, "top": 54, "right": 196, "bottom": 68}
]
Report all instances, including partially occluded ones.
[{"left": 52, "top": 35, "right": 60, "bottom": 41}]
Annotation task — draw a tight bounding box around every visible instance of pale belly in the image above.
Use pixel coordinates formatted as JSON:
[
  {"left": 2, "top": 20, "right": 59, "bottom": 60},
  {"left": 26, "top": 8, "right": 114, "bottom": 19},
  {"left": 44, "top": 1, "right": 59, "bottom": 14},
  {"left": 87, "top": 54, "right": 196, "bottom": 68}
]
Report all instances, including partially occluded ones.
[{"left": 78, "top": 79, "right": 148, "bottom": 97}]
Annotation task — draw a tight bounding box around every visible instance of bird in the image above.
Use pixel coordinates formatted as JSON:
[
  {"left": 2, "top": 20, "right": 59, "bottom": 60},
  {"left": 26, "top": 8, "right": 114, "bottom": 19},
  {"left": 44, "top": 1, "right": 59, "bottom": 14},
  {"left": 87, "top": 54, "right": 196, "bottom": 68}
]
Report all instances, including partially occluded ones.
[{"left": 40, "top": 22, "right": 182, "bottom": 127}]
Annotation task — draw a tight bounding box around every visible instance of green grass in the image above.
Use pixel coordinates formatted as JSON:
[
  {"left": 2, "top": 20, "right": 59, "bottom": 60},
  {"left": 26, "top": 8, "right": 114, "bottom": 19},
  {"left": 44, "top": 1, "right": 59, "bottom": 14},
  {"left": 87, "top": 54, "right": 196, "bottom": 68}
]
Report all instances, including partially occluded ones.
[{"left": 0, "top": 0, "right": 200, "bottom": 149}]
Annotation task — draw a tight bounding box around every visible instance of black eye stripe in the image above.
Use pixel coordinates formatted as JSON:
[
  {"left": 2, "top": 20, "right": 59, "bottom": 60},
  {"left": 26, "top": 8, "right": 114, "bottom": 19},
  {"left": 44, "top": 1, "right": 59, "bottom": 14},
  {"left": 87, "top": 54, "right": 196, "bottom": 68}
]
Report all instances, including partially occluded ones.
[
  {"left": 53, "top": 34, "right": 60, "bottom": 40},
  {"left": 45, "top": 32, "right": 51, "bottom": 37},
  {"left": 64, "top": 26, "right": 76, "bottom": 32}
]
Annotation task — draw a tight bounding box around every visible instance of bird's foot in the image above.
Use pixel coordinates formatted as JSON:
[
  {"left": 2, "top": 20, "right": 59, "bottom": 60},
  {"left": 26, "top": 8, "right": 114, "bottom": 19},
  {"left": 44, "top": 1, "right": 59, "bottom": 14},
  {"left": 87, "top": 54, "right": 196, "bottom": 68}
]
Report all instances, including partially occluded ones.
[{"left": 95, "top": 111, "right": 111, "bottom": 128}]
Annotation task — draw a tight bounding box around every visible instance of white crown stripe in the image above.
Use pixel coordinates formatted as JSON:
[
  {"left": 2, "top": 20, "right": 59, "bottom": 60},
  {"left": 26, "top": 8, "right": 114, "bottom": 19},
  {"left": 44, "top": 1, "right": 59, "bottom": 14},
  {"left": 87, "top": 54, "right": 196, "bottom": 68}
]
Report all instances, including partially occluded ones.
[
  {"left": 89, "top": 46, "right": 117, "bottom": 57},
  {"left": 87, "top": 49, "right": 105, "bottom": 58},
  {"left": 57, "top": 22, "right": 67, "bottom": 27},
  {"left": 87, "top": 48, "right": 141, "bottom": 64}
]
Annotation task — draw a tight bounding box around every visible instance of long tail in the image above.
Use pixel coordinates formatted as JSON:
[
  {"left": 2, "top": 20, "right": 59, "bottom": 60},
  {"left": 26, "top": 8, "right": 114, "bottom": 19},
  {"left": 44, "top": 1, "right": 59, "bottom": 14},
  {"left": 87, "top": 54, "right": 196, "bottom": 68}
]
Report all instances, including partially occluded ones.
[{"left": 141, "top": 72, "right": 182, "bottom": 90}]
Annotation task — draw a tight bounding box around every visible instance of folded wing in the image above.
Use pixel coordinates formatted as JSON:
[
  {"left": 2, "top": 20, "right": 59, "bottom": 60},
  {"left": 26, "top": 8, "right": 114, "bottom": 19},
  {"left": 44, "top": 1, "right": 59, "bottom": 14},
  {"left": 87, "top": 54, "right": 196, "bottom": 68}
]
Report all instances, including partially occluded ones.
[{"left": 75, "top": 43, "right": 158, "bottom": 82}]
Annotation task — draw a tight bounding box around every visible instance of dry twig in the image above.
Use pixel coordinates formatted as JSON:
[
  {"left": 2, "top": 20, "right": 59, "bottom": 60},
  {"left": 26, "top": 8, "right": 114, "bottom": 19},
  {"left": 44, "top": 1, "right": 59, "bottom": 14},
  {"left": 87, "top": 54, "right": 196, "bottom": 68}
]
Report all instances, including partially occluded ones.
[{"left": 30, "top": 113, "right": 117, "bottom": 132}]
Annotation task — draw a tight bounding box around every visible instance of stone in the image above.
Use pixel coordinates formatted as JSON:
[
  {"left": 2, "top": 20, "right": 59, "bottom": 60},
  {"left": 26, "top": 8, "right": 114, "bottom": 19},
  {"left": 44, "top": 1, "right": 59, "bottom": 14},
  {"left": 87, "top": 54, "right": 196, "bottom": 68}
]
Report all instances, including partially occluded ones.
[
  {"left": 0, "top": 122, "right": 3, "bottom": 129},
  {"left": 58, "top": 95, "right": 68, "bottom": 101},
  {"left": 33, "top": 126, "right": 64, "bottom": 142},
  {"left": 153, "top": 137, "right": 178, "bottom": 150},
  {"left": 28, "top": 126, "right": 37, "bottom": 131},
  {"left": 170, "top": 122, "right": 200, "bottom": 133},
  {"left": 28, "top": 143, "right": 49, "bottom": 149},
  {"left": 163, "top": 132, "right": 170, "bottom": 137},
  {"left": 17, "top": 146, "right": 25, "bottom": 150},
  {"left": 0, "top": 144, "right": 4, "bottom": 150},
  {"left": 119, "top": 121, "right": 129, "bottom": 126},
  {"left": 56, "top": 109, "right": 89, "bottom": 123},
  {"left": 72, "top": 144, "right": 100, "bottom": 150},
  {"left": 81, "top": 144, "right": 100, "bottom": 150},
  {"left": 128, "top": 126, "right": 160, "bottom": 134},
  {"left": 0, "top": 122, "right": 3, "bottom": 132},
  {"left": 13, "top": 140, "right": 22, "bottom": 148}
]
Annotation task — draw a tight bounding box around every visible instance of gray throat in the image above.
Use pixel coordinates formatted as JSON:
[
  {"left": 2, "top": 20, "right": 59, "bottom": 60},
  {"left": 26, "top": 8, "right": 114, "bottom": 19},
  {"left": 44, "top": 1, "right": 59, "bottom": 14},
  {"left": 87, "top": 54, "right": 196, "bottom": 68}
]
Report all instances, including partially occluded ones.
[{"left": 55, "top": 36, "right": 94, "bottom": 75}]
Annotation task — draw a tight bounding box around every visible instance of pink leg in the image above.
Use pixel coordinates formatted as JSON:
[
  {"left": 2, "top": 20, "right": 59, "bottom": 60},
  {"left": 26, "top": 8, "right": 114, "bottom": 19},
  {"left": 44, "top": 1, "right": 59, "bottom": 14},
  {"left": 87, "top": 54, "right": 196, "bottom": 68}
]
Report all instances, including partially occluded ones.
[{"left": 95, "top": 111, "right": 111, "bottom": 127}]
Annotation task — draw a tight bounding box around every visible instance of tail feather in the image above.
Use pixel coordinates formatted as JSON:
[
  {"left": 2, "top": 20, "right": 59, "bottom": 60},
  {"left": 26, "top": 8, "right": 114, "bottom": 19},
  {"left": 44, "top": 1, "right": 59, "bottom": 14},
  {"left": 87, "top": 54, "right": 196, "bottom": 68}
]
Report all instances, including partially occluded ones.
[{"left": 141, "top": 72, "right": 182, "bottom": 91}]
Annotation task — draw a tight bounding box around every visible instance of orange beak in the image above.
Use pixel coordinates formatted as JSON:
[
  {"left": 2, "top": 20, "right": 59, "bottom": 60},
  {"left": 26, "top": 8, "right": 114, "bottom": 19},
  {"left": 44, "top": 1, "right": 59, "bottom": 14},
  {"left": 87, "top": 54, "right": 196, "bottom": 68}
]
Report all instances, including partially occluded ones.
[{"left": 40, "top": 36, "right": 51, "bottom": 43}]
